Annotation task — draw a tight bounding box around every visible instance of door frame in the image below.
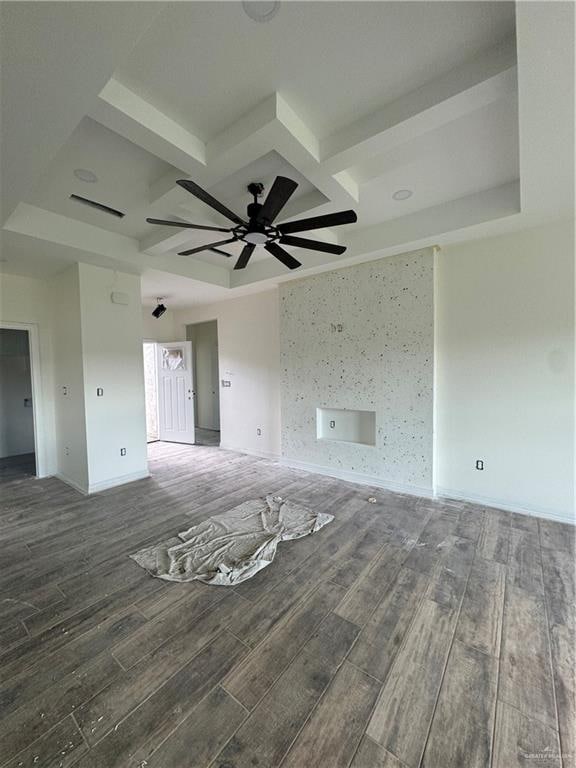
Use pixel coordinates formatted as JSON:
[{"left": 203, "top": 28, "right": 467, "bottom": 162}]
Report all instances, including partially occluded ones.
[{"left": 0, "top": 321, "right": 47, "bottom": 477}]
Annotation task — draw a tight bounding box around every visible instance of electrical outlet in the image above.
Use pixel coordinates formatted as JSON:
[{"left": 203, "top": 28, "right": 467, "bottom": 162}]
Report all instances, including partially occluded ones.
[
  {"left": 120, "top": 448, "right": 127, "bottom": 456},
  {"left": 475, "top": 460, "right": 484, "bottom": 470},
  {"left": 221, "top": 380, "right": 231, "bottom": 388},
  {"left": 256, "top": 428, "right": 262, "bottom": 436},
  {"left": 64, "top": 447, "right": 70, "bottom": 456},
  {"left": 329, "top": 420, "right": 336, "bottom": 429},
  {"left": 96, "top": 388, "right": 103, "bottom": 397},
  {"left": 62, "top": 386, "right": 68, "bottom": 396}
]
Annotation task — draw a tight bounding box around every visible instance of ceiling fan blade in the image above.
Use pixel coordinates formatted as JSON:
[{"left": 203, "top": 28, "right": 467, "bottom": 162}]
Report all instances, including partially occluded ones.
[
  {"left": 277, "top": 209, "right": 357, "bottom": 234},
  {"left": 256, "top": 176, "right": 299, "bottom": 225},
  {"left": 146, "top": 218, "right": 231, "bottom": 233},
  {"left": 279, "top": 235, "right": 346, "bottom": 255},
  {"left": 265, "top": 241, "right": 301, "bottom": 270},
  {"left": 209, "top": 247, "right": 233, "bottom": 257},
  {"left": 176, "top": 179, "right": 245, "bottom": 226},
  {"left": 178, "top": 237, "right": 238, "bottom": 256},
  {"left": 233, "top": 243, "right": 256, "bottom": 270}
]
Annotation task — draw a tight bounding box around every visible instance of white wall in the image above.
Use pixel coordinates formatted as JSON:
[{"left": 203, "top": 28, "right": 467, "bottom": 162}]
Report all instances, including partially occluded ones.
[
  {"left": 0, "top": 329, "right": 34, "bottom": 457},
  {"left": 280, "top": 249, "right": 435, "bottom": 494},
  {"left": 174, "top": 291, "right": 281, "bottom": 457},
  {"left": 50, "top": 264, "right": 89, "bottom": 491},
  {"left": 79, "top": 264, "right": 148, "bottom": 492},
  {"left": 436, "top": 219, "right": 575, "bottom": 521},
  {"left": 142, "top": 306, "right": 177, "bottom": 342},
  {"left": 0, "top": 272, "right": 57, "bottom": 475}
]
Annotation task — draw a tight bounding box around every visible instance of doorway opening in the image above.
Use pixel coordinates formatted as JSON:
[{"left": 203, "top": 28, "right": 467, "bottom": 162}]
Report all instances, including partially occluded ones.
[
  {"left": 143, "top": 342, "right": 159, "bottom": 443},
  {"left": 0, "top": 328, "right": 36, "bottom": 479},
  {"left": 187, "top": 320, "right": 220, "bottom": 447}
]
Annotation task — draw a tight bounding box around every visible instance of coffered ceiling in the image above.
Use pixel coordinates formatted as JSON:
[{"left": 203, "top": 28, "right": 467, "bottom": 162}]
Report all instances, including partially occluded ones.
[{"left": 1, "top": 2, "right": 573, "bottom": 306}]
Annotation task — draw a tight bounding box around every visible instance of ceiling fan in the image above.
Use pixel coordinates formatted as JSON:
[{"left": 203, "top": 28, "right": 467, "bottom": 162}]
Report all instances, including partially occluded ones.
[{"left": 146, "top": 176, "right": 357, "bottom": 270}]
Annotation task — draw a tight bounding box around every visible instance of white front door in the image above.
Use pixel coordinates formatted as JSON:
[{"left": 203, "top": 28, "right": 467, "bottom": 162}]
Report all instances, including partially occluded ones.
[{"left": 157, "top": 341, "right": 195, "bottom": 444}]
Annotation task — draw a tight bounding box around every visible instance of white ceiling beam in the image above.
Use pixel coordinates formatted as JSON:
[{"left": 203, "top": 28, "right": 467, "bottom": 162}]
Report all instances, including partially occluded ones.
[
  {"left": 230, "top": 181, "right": 520, "bottom": 288},
  {"left": 89, "top": 78, "right": 206, "bottom": 174},
  {"left": 348, "top": 181, "right": 520, "bottom": 258},
  {"left": 322, "top": 37, "right": 517, "bottom": 174},
  {"left": 4, "top": 204, "right": 231, "bottom": 288}
]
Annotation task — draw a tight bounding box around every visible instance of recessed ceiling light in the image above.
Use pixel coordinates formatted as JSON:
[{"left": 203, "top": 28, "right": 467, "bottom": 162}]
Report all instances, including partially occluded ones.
[
  {"left": 74, "top": 168, "right": 98, "bottom": 183},
  {"left": 242, "top": 1, "right": 280, "bottom": 23},
  {"left": 392, "top": 189, "right": 413, "bottom": 201}
]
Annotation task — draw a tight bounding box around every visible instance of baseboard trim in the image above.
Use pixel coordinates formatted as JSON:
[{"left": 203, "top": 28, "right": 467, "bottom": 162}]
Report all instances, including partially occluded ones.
[
  {"left": 88, "top": 471, "right": 151, "bottom": 494},
  {"left": 55, "top": 470, "right": 151, "bottom": 495},
  {"left": 55, "top": 473, "right": 89, "bottom": 495},
  {"left": 434, "top": 486, "right": 575, "bottom": 525},
  {"left": 280, "top": 457, "right": 434, "bottom": 498}
]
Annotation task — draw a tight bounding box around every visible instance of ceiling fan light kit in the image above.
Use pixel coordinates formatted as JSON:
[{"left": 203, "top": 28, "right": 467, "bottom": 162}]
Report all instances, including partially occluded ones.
[{"left": 146, "top": 176, "right": 357, "bottom": 271}]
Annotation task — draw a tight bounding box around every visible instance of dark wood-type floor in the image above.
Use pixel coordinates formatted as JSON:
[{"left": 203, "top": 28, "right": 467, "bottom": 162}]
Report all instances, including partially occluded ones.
[{"left": 0, "top": 442, "right": 574, "bottom": 768}]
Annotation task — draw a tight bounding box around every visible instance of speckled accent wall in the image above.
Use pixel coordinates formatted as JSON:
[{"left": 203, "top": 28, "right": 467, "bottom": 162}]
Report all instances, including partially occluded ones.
[{"left": 280, "top": 248, "right": 434, "bottom": 492}]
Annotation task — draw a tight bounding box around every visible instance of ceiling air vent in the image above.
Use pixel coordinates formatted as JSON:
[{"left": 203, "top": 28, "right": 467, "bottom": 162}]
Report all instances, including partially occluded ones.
[{"left": 69, "top": 194, "right": 125, "bottom": 219}]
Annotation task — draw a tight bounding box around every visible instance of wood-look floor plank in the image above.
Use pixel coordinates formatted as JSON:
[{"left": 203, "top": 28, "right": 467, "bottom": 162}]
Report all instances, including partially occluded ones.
[
  {"left": 508, "top": 528, "right": 543, "bottom": 594},
  {"left": 548, "top": 622, "right": 576, "bottom": 767},
  {"left": 112, "top": 584, "right": 228, "bottom": 670},
  {"left": 349, "top": 566, "right": 429, "bottom": 681},
  {"left": 1, "top": 578, "right": 163, "bottom": 682},
  {"left": 350, "top": 736, "right": 406, "bottom": 768},
  {"left": 280, "top": 661, "right": 380, "bottom": 768},
  {"left": 0, "top": 653, "right": 121, "bottom": 765},
  {"left": 492, "top": 701, "right": 562, "bottom": 768},
  {"left": 214, "top": 613, "right": 359, "bottom": 768},
  {"left": 456, "top": 557, "right": 506, "bottom": 657},
  {"left": 424, "top": 535, "right": 474, "bottom": 612},
  {"left": 133, "top": 685, "right": 246, "bottom": 768},
  {"left": 499, "top": 584, "right": 557, "bottom": 728},
  {"left": 335, "top": 543, "right": 407, "bottom": 627},
  {"left": 0, "top": 609, "right": 146, "bottom": 718},
  {"left": 541, "top": 548, "right": 575, "bottom": 630},
  {"left": 539, "top": 519, "right": 575, "bottom": 557},
  {"left": 477, "top": 509, "right": 510, "bottom": 564},
  {"left": 223, "top": 580, "right": 346, "bottom": 709},
  {"left": 4, "top": 715, "right": 87, "bottom": 768},
  {"left": 422, "top": 640, "right": 498, "bottom": 768},
  {"left": 366, "top": 598, "right": 457, "bottom": 767},
  {"left": 74, "top": 631, "right": 247, "bottom": 768},
  {"left": 76, "top": 591, "right": 249, "bottom": 744},
  {"left": 0, "top": 622, "right": 27, "bottom": 655}
]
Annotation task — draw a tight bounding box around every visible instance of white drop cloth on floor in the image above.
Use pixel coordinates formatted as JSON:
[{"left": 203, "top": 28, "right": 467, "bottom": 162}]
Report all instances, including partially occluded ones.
[{"left": 130, "top": 495, "right": 333, "bottom": 586}]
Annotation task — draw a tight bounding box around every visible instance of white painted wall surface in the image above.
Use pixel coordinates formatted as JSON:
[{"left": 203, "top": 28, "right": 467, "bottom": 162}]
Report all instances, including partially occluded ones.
[
  {"left": 50, "top": 265, "right": 89, "bottom": 491},
  {"left": 141, "top": 306, "right": 177, "bottom": 342},
  {"left": 174, "top": 291, "right": 281, "bottom": 458},
  {"left": 79, "top": 264, "right": 148, "bottom": 492},
  {"left": 0, "top": 329, "right": 34, "bottom": 457},
  {"left": 436, "top": 219, "right": 575, "bottom": 521},
  {"left": 0, "top": 273, "right": 57, "bottom": 474},
  {"left": 280, "top": 249, "right": 435, "bottom": 493}
]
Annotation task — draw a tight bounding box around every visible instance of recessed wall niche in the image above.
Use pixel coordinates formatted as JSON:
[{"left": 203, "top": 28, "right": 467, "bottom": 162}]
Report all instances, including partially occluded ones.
[{"left": 316, "top": 407, "right": 376, "bottom": 446}]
